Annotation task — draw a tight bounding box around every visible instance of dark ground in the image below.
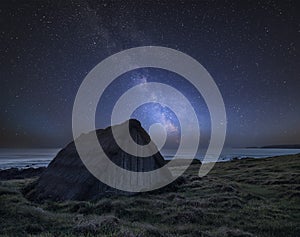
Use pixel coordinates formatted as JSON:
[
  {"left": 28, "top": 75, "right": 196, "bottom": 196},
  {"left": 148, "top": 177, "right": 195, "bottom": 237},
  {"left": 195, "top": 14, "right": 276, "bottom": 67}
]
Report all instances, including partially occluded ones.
[
  {"left": 0, "top": 154, "right": 299, "bottom": 236},
  {"left": 0, "top": 167, "right": 46, "bottom": 181}
]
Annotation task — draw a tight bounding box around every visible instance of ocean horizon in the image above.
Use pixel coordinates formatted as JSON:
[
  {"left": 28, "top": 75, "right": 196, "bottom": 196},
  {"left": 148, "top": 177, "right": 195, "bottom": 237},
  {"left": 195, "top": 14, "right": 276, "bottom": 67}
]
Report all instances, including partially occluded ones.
[{"left": 0, "top": 148, "right": 299, "bottom": 170}]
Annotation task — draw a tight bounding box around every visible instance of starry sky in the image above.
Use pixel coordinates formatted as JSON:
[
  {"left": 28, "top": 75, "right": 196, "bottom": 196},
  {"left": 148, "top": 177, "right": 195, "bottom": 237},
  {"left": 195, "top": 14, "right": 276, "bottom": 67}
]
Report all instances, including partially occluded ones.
[{"left": 0, "top": 0, "right": 299, "bottom": 148}]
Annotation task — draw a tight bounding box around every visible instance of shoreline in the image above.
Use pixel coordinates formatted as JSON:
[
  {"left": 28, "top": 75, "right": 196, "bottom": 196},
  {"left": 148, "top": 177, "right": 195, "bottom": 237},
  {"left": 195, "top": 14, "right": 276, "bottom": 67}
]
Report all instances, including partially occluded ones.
[{"left": 1, "top": 153, "right": 299, "bottom": 180}]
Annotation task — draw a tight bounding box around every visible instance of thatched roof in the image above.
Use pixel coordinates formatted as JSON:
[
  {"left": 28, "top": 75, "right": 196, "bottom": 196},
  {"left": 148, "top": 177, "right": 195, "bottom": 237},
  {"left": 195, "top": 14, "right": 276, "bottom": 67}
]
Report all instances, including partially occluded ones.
[{"left": 24, "top": 119, "right": 170, "bottom": 201}]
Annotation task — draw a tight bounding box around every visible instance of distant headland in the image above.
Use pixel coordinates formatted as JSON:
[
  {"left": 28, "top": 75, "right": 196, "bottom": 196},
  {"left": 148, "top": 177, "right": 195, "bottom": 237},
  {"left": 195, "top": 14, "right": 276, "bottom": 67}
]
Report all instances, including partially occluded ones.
[{"left": 247, "top": 144, "right": 300, "bottom": 149}]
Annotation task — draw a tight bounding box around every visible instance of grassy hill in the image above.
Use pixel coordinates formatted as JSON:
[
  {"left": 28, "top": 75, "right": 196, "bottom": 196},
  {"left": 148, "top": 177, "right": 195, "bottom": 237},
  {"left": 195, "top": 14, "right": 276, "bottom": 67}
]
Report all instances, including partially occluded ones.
[{"left": 0, "top": 154, "right": 299, "bottom": 236}]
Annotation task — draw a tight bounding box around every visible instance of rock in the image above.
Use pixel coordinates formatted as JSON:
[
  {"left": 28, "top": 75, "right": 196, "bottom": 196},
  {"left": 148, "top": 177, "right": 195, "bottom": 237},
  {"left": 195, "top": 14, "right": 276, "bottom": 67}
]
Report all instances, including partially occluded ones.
[
  {"left": 24, "top": 119, "right": 171, "bottom": 201},
  {"left": 164, "top": 158, "right": 201, "bottom": 166}
]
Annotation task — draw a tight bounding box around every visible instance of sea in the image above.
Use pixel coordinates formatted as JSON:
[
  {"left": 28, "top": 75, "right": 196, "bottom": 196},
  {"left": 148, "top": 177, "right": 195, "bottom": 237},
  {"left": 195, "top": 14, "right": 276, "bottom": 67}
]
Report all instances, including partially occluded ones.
[{"left": 0, "top": 148, "right": 299, "bottom": 170}]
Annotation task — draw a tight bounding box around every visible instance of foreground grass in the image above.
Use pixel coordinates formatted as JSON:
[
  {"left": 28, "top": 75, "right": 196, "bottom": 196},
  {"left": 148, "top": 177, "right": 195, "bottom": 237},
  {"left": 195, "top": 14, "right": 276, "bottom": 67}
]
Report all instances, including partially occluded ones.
[{"left": 0, "top": 154, "right": 299, "bottom": 236}]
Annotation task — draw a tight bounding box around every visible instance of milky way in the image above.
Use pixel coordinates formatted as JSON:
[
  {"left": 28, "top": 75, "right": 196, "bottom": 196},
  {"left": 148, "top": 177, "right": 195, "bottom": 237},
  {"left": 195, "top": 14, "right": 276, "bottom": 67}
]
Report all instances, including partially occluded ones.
[{"left": 0, "top": 0, "right": 299, "bottom": 148}]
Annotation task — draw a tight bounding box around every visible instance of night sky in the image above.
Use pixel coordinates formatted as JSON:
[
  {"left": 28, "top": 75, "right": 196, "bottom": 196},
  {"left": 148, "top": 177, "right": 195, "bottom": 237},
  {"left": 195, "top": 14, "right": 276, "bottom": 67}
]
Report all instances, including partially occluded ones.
[{"left": 1, "top": 0, "right": 299, "bottom": 148}]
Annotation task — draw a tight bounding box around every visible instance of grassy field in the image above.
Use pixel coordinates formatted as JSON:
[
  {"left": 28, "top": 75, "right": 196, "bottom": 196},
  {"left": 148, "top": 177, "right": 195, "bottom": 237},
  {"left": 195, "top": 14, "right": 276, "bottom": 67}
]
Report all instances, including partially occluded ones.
[{"left": 0, "top": 154, "right": 299, "bottom": 236}]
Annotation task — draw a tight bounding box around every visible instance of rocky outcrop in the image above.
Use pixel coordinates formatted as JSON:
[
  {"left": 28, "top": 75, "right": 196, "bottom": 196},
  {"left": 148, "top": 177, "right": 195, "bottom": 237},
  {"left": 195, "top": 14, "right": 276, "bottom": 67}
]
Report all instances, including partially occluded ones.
[{"left": 24, "top": 119, "right": 170, "bottom": 201}]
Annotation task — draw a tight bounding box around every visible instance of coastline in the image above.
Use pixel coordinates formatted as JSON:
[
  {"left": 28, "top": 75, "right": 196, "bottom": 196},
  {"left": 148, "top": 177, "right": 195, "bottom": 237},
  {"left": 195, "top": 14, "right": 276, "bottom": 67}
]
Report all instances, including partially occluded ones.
[{"left": 1, "top": 148, "right": 300, "bottom": 170}]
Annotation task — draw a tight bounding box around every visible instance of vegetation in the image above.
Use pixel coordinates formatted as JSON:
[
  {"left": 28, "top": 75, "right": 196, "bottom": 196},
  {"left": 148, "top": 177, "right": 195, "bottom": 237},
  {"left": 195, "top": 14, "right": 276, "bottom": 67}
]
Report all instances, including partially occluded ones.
[{"left": 0, "top": 154, "right": 299, "bottom": 236}]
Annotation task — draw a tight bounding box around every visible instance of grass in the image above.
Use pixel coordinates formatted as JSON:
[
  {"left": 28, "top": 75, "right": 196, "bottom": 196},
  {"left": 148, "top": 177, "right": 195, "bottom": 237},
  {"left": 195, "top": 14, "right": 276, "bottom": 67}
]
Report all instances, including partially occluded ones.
[{"left": 0, "top": 154, "right": 299, "bottom": 236}]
